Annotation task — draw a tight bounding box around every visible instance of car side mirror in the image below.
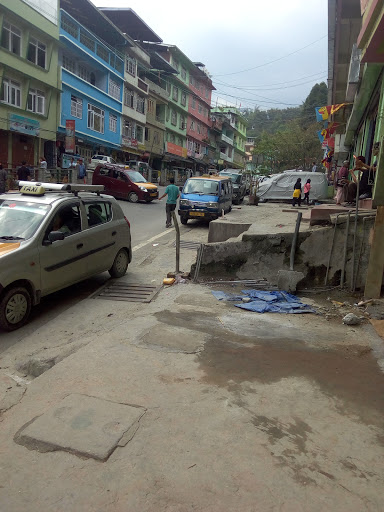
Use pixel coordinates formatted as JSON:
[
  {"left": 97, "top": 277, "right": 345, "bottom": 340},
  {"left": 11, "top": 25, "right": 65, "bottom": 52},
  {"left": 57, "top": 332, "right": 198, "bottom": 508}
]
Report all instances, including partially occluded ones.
[{"left": 46, "top": 231, "right": 65, "bottom": 244}]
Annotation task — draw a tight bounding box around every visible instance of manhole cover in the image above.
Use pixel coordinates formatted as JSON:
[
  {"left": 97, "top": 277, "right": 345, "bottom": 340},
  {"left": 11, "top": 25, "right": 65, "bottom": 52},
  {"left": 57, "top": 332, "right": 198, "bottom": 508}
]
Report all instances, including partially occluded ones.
[
  {"left": 91, "top": 282, "right": 162, "bottom": 302},
  {"left": 14, "top": 394, "right": 145, "bottom": 461},
  {"left": 173, "top": 240, "right": 201, "bottom": 250}
]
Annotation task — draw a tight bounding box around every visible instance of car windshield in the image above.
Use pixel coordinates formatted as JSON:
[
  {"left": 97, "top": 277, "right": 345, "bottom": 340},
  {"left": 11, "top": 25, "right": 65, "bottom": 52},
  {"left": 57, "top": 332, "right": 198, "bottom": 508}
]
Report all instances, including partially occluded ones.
[
  {"left": 0, "top": 200, "right": 51, "bottom": 240},
  {"left": 221, "top": 173, "right": 241, "bottom": 184},
  {"left": 183, "top": 179, "right": 219, "bottom": 195},
  {"left": 126, "top": 171, "right": 146, "bottom": 183}
]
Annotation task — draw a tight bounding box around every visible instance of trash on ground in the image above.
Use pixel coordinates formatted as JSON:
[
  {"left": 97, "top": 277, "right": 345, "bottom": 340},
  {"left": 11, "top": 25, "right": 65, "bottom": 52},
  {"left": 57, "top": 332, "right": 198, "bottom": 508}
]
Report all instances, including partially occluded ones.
[
  {"left": 163, "top": 277, "right": 175, "bottom": 286},
  {"left": 331, "top": 300, "right": 345, "bottom": 307},
  {"left": 342, "top": 313, "right": 362, "bottom": 325},
  {"left": 175, "top": 275, "right": 187, "bottom": 284},
  {"left": 356, "top": 299, "right": 374, "bottom": 307},
  {"left": 153, "top": 243, "right": 159, "bottom": 247},
  {"left": 211, "top": 289, "right": 316, "bottom": 314}
]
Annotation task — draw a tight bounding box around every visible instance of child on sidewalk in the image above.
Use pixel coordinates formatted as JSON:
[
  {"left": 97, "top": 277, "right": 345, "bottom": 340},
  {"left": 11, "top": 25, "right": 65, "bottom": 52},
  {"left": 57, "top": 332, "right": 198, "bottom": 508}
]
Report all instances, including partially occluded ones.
[
  {"left": 292, "top": 178, "right": 302, "bottom": 207},
  {"left": 303, "top": 179, "right": 311, "bottom": 205}
]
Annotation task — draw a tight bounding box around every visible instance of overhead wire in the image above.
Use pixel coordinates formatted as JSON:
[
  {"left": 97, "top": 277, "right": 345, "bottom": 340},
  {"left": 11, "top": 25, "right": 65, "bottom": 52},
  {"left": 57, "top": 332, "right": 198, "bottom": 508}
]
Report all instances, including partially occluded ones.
[{"left": 212, "top": 35, "right": 327, "bottom": 77}]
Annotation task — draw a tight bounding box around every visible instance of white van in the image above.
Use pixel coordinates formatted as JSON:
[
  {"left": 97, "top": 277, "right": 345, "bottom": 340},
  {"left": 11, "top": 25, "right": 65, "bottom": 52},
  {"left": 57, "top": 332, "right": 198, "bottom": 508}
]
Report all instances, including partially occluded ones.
[{"left": 257, "top": 171, "right": 328, "bottom": 201}]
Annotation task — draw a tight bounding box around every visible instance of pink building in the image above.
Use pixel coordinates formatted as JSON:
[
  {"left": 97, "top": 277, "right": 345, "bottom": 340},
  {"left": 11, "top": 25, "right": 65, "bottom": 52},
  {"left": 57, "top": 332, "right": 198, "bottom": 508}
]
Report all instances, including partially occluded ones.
[{"left": 187, "top": 63, "right": 215, "bottom": 173}]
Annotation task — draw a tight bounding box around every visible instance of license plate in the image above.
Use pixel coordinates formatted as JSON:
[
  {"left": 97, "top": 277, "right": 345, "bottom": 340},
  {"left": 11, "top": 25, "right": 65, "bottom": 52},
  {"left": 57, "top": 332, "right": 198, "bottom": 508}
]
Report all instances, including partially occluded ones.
[
  {"left": 150, "top": 193, "right": 157, "bottom": 196},
  {"left": 190, "top": 212, "right": 204, "bottom": 217}
]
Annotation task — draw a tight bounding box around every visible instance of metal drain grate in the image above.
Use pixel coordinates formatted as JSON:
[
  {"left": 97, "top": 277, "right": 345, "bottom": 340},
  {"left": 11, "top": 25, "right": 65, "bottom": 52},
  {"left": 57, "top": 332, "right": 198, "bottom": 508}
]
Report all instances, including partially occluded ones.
[
  {"left": 91, "top": 282, "right": 162, "bottom": 303},
  {"left": 173, "top": 240, "right": 201, "bottom": 250}
]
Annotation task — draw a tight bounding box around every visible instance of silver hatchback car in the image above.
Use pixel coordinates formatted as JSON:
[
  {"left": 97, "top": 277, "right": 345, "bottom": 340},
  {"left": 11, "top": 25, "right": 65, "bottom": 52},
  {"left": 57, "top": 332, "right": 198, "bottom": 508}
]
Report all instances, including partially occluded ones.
[{"left": 0, "top": 182, "right": 132, "bottom": 331}]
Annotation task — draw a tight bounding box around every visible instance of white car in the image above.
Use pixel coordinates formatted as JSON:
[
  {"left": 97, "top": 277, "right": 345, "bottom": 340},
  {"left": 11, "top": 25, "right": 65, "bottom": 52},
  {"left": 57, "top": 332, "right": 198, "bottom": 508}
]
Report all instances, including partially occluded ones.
[
  {"left": 0, "top": 182, "right": 132, "bottom": 331},
  {"left": 88, "top": 155, "right": 124, "bottom": 170},
  {"left": 257, "top": 171, "right": 328, "bottom": 201}
]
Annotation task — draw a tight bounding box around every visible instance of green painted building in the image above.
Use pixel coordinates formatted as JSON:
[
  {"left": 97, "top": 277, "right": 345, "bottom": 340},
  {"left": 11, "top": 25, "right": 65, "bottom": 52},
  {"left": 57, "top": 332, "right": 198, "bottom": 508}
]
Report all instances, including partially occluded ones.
[
  {"left": 211, "top": 107, "right": 247, "bottom": 169},
  {"left": 0, "top": 0, "right": 61, "bottom": 169}
]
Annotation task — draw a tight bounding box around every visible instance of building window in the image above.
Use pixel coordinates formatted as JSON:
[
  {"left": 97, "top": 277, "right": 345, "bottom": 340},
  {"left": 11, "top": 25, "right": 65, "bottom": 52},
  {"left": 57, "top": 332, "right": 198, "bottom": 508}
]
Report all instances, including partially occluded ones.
[
  {"left": 80, "top": 29, "right": 95, "bottom": 52},
  {"left": 126, "top": 56, "right": 136, "bottom": 76},
  {"left": 192, "top": 97, "right": 196, "bottom": 109},
  {"left": 136, "top": 125, "right": 144, "bottom": 143},
  {"left": 170, "top": 133, "right": 175, "bottom": 144},
  {"left": 171, "top": 110, "right": 177, "bottom": 126},
  {"left": 96, "top": 44, "right": 109, "bottom": 64},
  {"left": 123, "top": 119, "right": 135, "bottom": 138},
  {"left": 1, "top": 21, "right": 21, "bottom": 56},
  {"left": 27, "top": 37, "right": 46, "bottom": 68},
  {"left": 61, "top": 14, "right": 78, "bottom": 38},
  {"left": 78, "top": 65, "right": 90, "bottom": 83},
  {"left": 1, "top": 78, "right": 21, "bottom": 107},
  {"left": 189, "top": 75, "right": 194, "bottom": 86},
  {"left": 124, "top": 88, "right": 134, "bottom": 108},
  {"left": 154, "top": 131, "right": 160, "bottom": 144},
  {"left": 109, "top": 79, "right": 121, "bottom": 100},
  {"left": 181, "top": 91, "right": 186, "bottom": 106},
  {"left": 62, "top": 54, "right": 76, "bottom": 74},
  {"left": 205, "top": 87, "right": 209, "bottom": 99},
  {"left": 71, "top": 95, "right": 82, "bottom": 119},
  {"left": 27, "top": 88, "right": 45, "bottom": 115},
  {"left": 109, "top": 114, "right": 117, "bottom": 133},
  {"left": 166, "top": 81, "right": 171, "bottom": 96},
  {"left": 198, "top": 103, "right": 203, "bottom": 114},
  {"left": 181, "top": 67, "right": 187, "bottom": 80},
  {"left": 145, "top": 127, "right": 150, "bottom": 141},
  {"left": 190, "top": 120, "right": 195, "bottom": 131},
  {"left": 195, "top": 142, "right": 201, "bottom": 154},
  {"left": 147, "top": 99, "right": 155, "bottom": 114},
  {"left": 172, "top": 86, "right": 179, "bottom": 102},
  {"left": 172, "top": 58, "right": 179, "bottom": 70},
  {"left": 180, "top": 116, "right": 186, "bottom": 130},
  {"left": 187, "top": 139, "right": 193, "bottom": 151},
  {"left": 136, "top": 95, "right": 145, "bottom": 114},
  {"left": 197, "top": 123, "right": 202, "bottom": 134},
  {"left": 87, "top": 104, "right": 104, "bottom": 133}
]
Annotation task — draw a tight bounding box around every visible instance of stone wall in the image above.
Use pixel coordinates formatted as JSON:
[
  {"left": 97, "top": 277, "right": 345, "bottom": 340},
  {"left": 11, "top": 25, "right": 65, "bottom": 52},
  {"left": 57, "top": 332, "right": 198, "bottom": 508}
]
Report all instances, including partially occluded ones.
[{"left": 196, "top": 216, "right": 376, "bottom": 290}]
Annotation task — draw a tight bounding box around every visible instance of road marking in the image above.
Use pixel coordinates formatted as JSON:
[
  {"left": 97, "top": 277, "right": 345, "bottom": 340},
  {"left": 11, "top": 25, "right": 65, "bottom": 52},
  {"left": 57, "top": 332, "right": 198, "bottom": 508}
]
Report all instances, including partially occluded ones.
[{"left": 133, "top": 229, "right": 170, "bottom": 252}]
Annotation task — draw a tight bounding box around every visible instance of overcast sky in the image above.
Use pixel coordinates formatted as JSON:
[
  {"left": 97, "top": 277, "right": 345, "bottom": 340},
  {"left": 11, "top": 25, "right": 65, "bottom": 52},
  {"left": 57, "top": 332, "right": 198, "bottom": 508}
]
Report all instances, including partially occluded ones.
[{"left": 93, "top": 0, "right": 328, "bottom": 111}]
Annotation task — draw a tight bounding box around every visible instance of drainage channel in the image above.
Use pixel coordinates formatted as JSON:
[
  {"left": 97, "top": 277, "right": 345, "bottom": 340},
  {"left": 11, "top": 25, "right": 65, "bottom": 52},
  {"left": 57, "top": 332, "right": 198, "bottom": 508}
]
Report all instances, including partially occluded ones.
[{"left": 91, "top": 282, "right": 162, "bottom": 303}]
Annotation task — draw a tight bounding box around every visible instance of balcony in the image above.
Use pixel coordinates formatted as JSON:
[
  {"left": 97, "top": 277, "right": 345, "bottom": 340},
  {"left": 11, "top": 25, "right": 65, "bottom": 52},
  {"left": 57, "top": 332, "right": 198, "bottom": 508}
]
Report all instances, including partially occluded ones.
[
  {"left": 220, "top": 151, "right": 233, "bottom": 163},
  {"left": 138, "top": 78, "right": 149, "bottom": 94},
  {"left": 221, "top": 133, "right": 233, "bottom": 145}
]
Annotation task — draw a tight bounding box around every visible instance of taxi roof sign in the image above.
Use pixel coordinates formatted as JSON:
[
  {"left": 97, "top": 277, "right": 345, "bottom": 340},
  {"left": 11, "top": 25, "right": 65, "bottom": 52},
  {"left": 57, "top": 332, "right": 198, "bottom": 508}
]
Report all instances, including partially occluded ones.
[{"left": 20, "top": 184, "right": 46, "bottom": 196}]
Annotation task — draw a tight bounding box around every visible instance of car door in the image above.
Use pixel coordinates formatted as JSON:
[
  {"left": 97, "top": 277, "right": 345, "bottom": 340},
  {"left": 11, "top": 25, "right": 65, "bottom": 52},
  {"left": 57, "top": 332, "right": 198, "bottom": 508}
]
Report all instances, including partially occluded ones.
[
  {"left": 38, "top": 200, "right": 88, "bottom": 295},
  {"left": 81, "top": 199, "right": 117, "bottom": 274}
]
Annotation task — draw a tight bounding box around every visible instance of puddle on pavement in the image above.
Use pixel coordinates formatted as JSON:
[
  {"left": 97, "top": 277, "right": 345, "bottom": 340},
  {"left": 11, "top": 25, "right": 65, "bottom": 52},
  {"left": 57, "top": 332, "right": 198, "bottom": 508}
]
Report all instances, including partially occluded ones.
[{"left": 156, "top": 310, "right": 384, "bottom": 429}]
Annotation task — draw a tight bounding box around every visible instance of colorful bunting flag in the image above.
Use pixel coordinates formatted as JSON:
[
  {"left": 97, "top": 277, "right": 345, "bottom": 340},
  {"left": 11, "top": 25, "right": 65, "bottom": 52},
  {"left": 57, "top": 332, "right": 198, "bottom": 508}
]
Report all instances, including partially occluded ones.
[{"left": 315, "top": 104, "right": 348, "bottom": 122}]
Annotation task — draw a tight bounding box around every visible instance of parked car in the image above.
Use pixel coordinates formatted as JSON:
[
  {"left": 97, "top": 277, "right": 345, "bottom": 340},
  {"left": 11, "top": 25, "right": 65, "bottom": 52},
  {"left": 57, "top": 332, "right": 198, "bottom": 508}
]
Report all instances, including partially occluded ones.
[
  {"left": 92, "top": 164, "right": 158, "bottom": 203},
  {"left": 219, "top": 170, "right": 247, "bottom": 204},
  {"left": 257, "top": 171, "right": 328, "bottom": 201},
  {"left": 178, "top": 175, "right": 233, "bottom": 225},
  {"left": 88, "top": 155, "right": 123, "bottom": 170},
  {"left": 0, "top": 181, "right": 132, "bottom": 331}
]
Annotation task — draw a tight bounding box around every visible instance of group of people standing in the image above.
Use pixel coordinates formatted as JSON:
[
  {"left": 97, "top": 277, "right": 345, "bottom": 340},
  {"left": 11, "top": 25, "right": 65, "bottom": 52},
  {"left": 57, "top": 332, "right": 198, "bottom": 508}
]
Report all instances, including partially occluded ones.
[
  {"left": 292, "top": 178, "right": 311, "bottom": 207},
  {"left": 334, "top": 155, "right": 376, "bottom": 205}
]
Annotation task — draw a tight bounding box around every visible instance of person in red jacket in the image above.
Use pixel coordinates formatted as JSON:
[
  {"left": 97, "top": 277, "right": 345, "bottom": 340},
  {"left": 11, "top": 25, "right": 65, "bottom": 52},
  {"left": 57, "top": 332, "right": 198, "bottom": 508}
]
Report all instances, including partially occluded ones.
[{"left": 303, "top": 179, "right": 311, "bottom": 205}]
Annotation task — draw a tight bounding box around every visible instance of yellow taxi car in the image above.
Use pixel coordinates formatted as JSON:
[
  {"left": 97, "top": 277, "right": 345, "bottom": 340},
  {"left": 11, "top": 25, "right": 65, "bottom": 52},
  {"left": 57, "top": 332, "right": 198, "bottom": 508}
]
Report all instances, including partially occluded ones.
[{"left": 0, "top": 181, "right": 132, "bottom": 331}]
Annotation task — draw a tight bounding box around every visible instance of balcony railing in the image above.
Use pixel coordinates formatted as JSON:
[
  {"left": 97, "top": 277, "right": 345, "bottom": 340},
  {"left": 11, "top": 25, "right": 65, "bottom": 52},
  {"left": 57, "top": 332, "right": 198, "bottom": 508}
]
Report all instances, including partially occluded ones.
[{"left": 221, "top": 133, "right": 233, "bottom": 145}]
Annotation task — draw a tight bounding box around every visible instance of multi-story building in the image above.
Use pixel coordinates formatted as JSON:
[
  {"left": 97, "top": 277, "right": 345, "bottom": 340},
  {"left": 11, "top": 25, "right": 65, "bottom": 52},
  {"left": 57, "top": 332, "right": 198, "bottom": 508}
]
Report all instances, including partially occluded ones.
[
  {"left": 0, "top": 0, "right": 60, "bottom": 168},
  {"left": 245, "top": 136, "right": 257, "bottom": 172},
  {"left": 187, "top": 62, "right": 215, "bottom": 174},
  {"left": 57, "top": 0, "right": 126, "bottom": 167},
  {"left": 211, "top": 107, "right": 247, "bottom": 170},
  {"left": 328, "top": 0, "right": 384, "bottom": 205}
]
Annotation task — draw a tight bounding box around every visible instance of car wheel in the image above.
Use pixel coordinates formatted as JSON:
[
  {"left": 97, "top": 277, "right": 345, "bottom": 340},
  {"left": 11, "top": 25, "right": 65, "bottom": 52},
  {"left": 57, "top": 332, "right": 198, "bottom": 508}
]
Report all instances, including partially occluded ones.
[
  {"left": 128, "top": 192, "right": 139, "bottom": 203},
  {"left": 0, "top": 286, "right": 32, "bottom": 331},
  {"left": 180, "top": 216, "right": 188, "bottom": 225},
  {"left": 109, "top": 249, "right": 129, "bottom": 278}
]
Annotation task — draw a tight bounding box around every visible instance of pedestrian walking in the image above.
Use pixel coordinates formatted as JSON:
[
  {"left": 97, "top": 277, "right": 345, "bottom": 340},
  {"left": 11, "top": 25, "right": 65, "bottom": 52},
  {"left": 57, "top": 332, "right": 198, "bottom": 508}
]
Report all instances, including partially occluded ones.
[
  {"left": 17, "top": 161, "right": 31, "bottom": 182},
  {"left": 39, "top": 156, "right": 50, "bottom": 181},
  {"left": 292, "top": 178, "right": 302, "bottom": 207},
  {"left": 311, "top": 161, "right": 317, "bottom": 173},
  {"left": 158, "top": 177, "right": 180, "bottom": 228},
  {"left": 157, "top": 173, "right": 161, "bottom": 185},
  {"left": 303, "top": 179, "right": 311, "bottom": 205},
  {"left": 75, "top": 158, "right": 86, "bottom": 184},
  {"left": 0, "top": 164, "right": 7, "bottom": 194}
]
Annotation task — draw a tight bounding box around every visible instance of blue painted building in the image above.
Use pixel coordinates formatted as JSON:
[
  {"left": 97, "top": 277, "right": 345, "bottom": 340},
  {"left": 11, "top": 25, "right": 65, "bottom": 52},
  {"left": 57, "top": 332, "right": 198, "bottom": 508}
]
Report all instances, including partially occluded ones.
[{"left": 57, "top": 7, "right": 126, "bottom": 166}]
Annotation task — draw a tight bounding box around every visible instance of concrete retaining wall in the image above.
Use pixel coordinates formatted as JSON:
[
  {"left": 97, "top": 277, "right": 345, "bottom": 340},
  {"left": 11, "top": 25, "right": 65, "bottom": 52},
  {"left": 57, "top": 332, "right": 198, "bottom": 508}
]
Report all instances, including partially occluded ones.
[
  {"left": 208, "top": 220, "right": 252, "bottom": 243},
  {"left": 196, "top": 216, "right": 375, "bottom": 290}
]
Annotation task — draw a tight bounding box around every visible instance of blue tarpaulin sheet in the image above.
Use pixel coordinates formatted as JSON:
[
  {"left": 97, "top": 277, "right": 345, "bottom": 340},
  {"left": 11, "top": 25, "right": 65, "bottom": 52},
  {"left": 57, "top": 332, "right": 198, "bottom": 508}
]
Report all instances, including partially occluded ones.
[{"left": 211, "top": 289, "right": 316, "bottom": 314}]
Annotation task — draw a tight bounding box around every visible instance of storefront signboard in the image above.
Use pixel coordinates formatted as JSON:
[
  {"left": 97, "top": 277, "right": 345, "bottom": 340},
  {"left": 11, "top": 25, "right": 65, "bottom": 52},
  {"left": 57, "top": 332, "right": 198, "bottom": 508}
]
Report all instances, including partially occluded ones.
[
  {"left": 65, "top": 120, "right": 76, "bottom": 153},
  {"left": 122, "top": 136, "right": 138, "bottom": 148},
  {"left": 167, "top": 142, "right": 188, "bottom": 158},
  {"left": 9, "top": 114, "right": 40, "bottom": 136}
]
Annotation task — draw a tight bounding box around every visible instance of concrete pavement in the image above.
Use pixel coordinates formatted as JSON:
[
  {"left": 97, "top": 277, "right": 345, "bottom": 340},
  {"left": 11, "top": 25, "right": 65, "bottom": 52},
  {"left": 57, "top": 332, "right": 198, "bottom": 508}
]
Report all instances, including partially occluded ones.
[{"left": 1, "top": 203, "right": 384, "bottom": 511}]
